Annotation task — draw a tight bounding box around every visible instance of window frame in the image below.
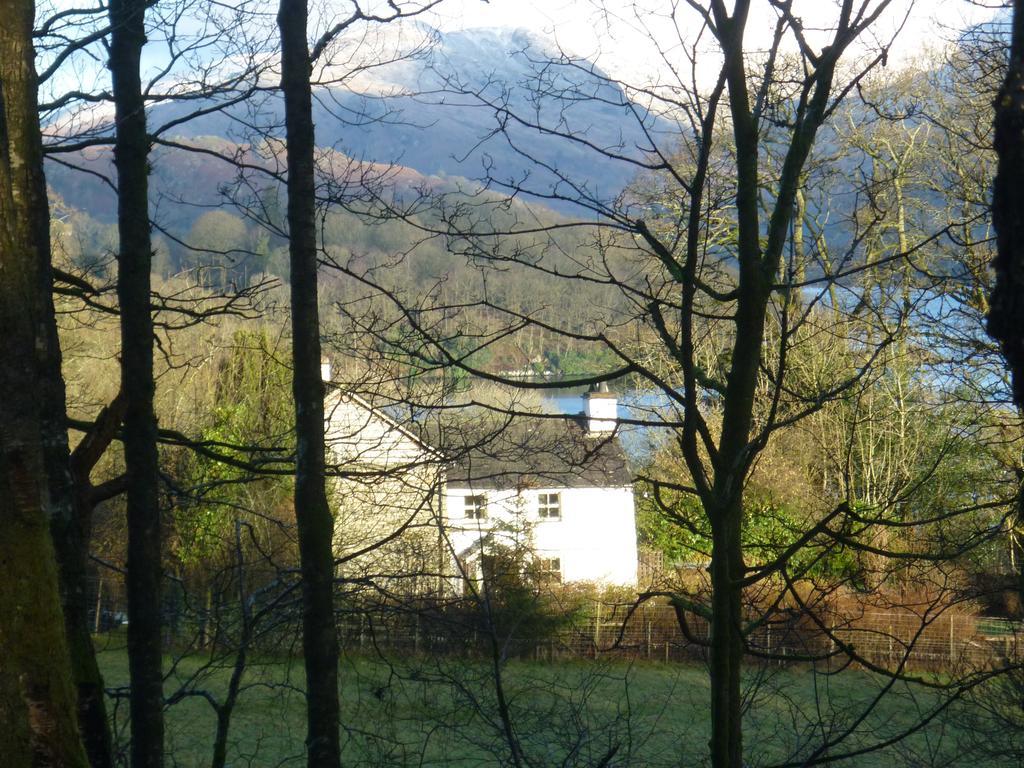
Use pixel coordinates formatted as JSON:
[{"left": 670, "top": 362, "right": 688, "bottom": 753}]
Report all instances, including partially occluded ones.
[
  {"left": 464, "top": 494, "right": 487, "bottom": 520},
  {"left": 537, "top": 556, "right": 562, "bottom": 583},
  {"left": 537, "top": 492, "right": 561, "bottom": 520}
]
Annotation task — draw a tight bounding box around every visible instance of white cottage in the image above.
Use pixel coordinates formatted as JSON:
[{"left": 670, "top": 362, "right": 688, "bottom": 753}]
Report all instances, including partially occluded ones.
[
  {"left": 324, "top": 376, "right": 639, "bottom": 589},
  {"left": 444, "top": 385, "right": 638, "bottom": 586}
]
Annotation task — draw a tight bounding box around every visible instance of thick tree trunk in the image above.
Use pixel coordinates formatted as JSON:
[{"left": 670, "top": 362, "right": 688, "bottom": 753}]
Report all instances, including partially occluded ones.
[
  {"left": 39, "top": 189, "right": 111, "bottom": 768},
  {"left": 50, "top": 500, "right": 114, "bottom": 768},
  {"left": 278, "top": 2, "right": 342, "bottom": 765},
  {"left": 54, "top": 395, "right": 125, "bottom": 768},
  {"left": 32, "top": 14, "right": 115, "bottom": 768},
  {"left": 991, "top": 0, "right": 1024, "bottom": 408},
  {"left": 708, "top": 499, "right": 745, "bottom": 768},
  {"left": 0, "top": 2, "right": 90, "bottom": 765},
  {"left": 109, "top": 0, "right": 164, "bottom": 764}
]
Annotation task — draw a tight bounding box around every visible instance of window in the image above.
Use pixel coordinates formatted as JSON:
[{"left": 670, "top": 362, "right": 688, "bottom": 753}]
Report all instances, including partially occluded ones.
[
  {"left": 537, "top": 492, "right": 561, "bottom": 519},
  {"left": 464, "top": 494, "right": 487, "bottom": 520},
  {"left": 537, "top": 557, "right": 562, "bottom": 583}
]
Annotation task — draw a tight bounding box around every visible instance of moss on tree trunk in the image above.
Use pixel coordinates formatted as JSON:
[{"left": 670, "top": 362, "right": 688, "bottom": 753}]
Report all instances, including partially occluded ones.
[{"left": 0, "top": 2, "right": 91, "bottom": 765}]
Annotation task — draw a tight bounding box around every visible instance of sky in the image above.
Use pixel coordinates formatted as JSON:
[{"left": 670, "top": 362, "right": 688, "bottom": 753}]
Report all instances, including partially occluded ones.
[
  {"left": 422, "top": 0, "right": 996, "bottom": 44},
  {"left": 416, "top": 0, "right": 1001, "bottom": 84}
]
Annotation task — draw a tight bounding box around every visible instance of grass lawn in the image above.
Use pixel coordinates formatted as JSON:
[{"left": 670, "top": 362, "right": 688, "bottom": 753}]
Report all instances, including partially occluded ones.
[{"left": 94, "top": 633, "right": 1005, "bottom": 767}]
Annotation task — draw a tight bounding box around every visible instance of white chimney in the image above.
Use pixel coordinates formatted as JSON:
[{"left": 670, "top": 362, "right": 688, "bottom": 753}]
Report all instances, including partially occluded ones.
[
  {"left": 320, "top": 356, "right": 332, "bottom": 383},
  {"left": 583, "top": 382, "right": 617, "bottom": 434}
]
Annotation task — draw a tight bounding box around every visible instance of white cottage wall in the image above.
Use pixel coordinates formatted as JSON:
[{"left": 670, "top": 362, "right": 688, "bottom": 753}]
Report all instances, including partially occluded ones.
[
  {"left": 324, "top": 392, "right": 430, "bottom": 470},
  {"left": 445, "top": 486, "right": 638, "bottom": 586},
  {"left": 325, "top": 391, "right": 446, "bottom": 591}
]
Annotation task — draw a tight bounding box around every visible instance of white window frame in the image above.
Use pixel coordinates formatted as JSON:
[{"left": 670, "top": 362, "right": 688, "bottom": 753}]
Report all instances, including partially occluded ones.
[
  {"left": 537, "top": 556, "right": 562, "bottom": 583},
  {"left": 537, "top": 492, "right": 561, "bottom": 520},
  {"left": 464, "top": 494, "right": 487, "bottom": 520}
]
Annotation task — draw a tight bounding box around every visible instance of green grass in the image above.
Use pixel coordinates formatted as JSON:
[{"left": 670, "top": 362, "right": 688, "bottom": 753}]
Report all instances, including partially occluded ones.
[{"left": 93, "top": 633, "right": 1009, "bottom": 767}]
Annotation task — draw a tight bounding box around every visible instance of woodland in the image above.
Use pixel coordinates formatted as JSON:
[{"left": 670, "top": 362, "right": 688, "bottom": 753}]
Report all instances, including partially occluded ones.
[{"left": 6, "top": 1, "right": 1024, "bottom": 767}]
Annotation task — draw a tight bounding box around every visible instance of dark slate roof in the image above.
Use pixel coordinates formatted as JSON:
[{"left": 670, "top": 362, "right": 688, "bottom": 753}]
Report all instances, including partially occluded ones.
[{"left": 430, "top": 412, "right": 633, "bottom": 490}]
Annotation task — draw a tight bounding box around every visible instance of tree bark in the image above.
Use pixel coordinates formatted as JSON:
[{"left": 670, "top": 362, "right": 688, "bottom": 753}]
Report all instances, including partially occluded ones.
[
  {"left": 991, "top": 0, "right": 1024, "bottom": 408},
  {"left": 108, "top": 0, "right": 164, "bottom": 764},
  {"left": 707, "top": 499, "right": 745, "bottom": 768},
  {"left": 49, "top": 483, "right": 114, "bottom": 768},
  {"left": 278, "top": 1, "right": 342, "bottom": 765},
  {"left": 55, "top": 534, "right": 114, "bottom": 768},
  {"left": 51, "top": 396, "right": 125, "bottom": 768},
  {"left": 39, "top": 185, "right": 111, "bottom": 768},
  {"left": 0, "top": 2, "right": 90, "bottom": 765},
  {"left": 701, "top": 9, "right": 769, "bottom": 767}
]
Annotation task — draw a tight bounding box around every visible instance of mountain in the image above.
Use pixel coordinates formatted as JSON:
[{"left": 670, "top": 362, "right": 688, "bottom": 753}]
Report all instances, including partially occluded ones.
[
  {"left": 132, "top": 25, "right": 657, "bottom": 212},
  {"left": 44, "top": 135, "right": 454, "bottom": 230}
]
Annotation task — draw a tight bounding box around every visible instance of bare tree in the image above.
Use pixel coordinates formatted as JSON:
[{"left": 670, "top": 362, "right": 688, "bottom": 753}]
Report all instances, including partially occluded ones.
[
  {"left": 315, "top": 2, "right": 1023, "bottom": 766},
  {"left": 27, "top": 2, "right": 276, "bottom": 762},
  {"left": 52, "top": 393, "right": 125, "bottom": 768},
  {"left": 277, "top": 0, "right": 345, "bottom": 762},
  {"left": 24, "top": 1, "right": 1024, "bottom": 765},
  {"left": 0, "top": 1, "right": 90, "bottom": 764},
  {"left": 276, "top": 3, "right": 445, "bottom": 764},
  {"left": 108, "top": 0, "right": 165, "bottom": 763}
]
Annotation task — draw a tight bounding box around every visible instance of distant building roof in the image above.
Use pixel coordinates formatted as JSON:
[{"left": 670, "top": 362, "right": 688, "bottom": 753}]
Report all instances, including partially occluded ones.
[
  {"left": 325, "top": 386, "right": 632, "bottom": 490},
  {"left": 434, "top": 413, "right": 632, "bottom": 490}
]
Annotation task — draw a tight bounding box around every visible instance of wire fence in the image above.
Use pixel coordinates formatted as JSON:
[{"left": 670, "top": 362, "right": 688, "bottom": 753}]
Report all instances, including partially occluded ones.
[
  {"left": 553, "top": 603, "right": 1023, "bottom": 673},
  {"left": 85, "top": 569, "right": 1024, "bottom": 674}
]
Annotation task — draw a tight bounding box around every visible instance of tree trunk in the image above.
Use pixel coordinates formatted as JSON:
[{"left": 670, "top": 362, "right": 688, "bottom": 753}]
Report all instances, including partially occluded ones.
[
  {"left": 34, "top": 16, "right": 116, "bottom": 768},
  {"left": 56, "top": 395, "right": 125, "bottom": 768},
  {"left": 708, "top": 499, "right": 745, "bottom": 768},
  {"left": 990, "top": 0, "right": 1024, "bottom": 407},
  {"left": 50, "top": 501, "right": 114, "bottom": 768},
  {"left": 39, "top": 194, "right": 110, "bottom": 768},
  {"left": 991, "top": 0, "right": 1024, "bottom": 610},
  {"left": 108, "top": 0, "right": 164, "bottom": 764},
  {"left": 278, "top": 1, "right": 342, "bottom": 765},
  {"left": 210, "top": 521, "right": 253, "bottom": 768},
  {"left": 0, "top": 2, "right": 90, "bottom": 765}
]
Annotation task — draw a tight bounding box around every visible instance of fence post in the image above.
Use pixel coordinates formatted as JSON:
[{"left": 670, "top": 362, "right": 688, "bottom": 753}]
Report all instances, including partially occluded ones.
[
  {"left": 949, "top": 613, "right": 955, "bottom": 666},
  {"left": 200, "top": 587, "right": 213, "bottom": 648},
  {"left": 888, "top": 619, "right": 894, "bottom": 663},
  {"left": 646, "top": 619, "right": 652, "bottom": 660},
  {"left": 93, "top": 576, "right": 103, "bottom": 634},
  {"left": 593, "top": 601, "right": 601, "bottom": 657}
]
